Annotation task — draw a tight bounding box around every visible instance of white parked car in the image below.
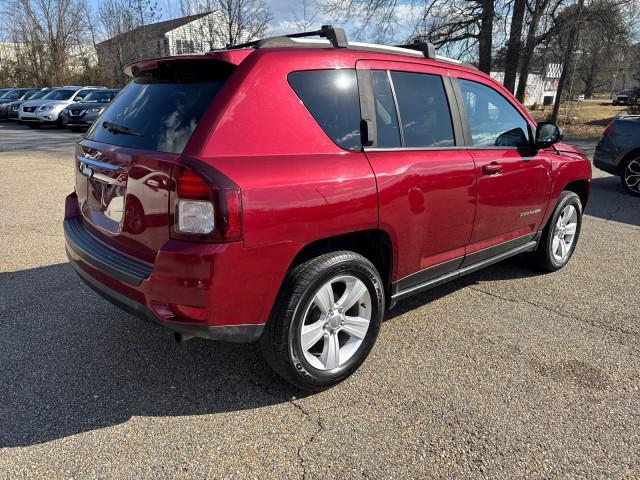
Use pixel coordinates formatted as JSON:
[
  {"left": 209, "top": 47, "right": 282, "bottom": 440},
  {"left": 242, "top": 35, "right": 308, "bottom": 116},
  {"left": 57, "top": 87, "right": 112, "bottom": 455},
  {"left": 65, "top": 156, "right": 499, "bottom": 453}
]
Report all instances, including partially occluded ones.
[{"left": 20, "top": 87, "right": 105, "bottom": 128}]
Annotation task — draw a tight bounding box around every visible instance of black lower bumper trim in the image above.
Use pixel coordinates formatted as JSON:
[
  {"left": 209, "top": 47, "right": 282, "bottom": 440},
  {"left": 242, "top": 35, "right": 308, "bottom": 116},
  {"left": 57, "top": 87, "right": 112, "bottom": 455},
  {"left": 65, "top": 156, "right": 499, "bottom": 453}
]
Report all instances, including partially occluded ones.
[
  {"left": 64, "top": 216, "right": 151, "bottom": 286},
  {"left": 67, "top": 249, "right": 264, "bottom": 343}
]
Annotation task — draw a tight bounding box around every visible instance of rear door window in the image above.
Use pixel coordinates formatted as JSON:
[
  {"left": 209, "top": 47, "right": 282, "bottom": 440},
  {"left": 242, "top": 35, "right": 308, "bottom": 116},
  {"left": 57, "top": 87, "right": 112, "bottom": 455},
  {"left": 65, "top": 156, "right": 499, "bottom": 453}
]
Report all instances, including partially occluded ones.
[
  {"left": 86, "top": 60, "right": 233, "bottom": 154},
  {"left": 458, "top": 79, "right": 530, "bottom": 147},
  {"left": 389, "top": 71, "right": 455, "bottom": 148},
  {"left": 371, "top": 70, "right": 401, "bottom": 148},
  {"left": 288, "top": 69, "right": 362, "bottom": 151}
]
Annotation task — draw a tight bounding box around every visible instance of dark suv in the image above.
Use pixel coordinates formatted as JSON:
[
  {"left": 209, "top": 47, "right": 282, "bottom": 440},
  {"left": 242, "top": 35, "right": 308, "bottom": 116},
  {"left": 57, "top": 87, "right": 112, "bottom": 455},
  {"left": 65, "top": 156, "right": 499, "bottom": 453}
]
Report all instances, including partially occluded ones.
[
  {"left": 63, "top": 27, "right": 592, "bottom": 391},
  {"left": 60, "top": 89, "right": 120, "bottom": 131},
  {"left": 594, "top": 115, "right": 640, "bottom": 196}
]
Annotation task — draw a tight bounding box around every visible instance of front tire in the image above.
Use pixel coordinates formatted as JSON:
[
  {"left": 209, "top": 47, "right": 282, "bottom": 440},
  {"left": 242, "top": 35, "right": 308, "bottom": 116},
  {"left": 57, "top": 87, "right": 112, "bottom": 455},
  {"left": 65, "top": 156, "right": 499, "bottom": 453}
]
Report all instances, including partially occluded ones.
[
  {"left": 529, "top": 191, "right": 583, "bottom": 272},
  {"left": 260, "top": 251, "right": 384, "bottom": 391},
  {"left": 621, "top": 157, "right": 640, "bottom": 197}
]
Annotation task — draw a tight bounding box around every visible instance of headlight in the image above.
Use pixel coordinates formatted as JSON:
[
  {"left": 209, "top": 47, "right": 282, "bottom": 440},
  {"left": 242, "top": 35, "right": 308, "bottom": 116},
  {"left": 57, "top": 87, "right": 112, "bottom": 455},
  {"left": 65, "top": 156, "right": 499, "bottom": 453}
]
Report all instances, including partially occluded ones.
[
  {"left": 88, "top": 107, "right": 103, "bottom": 113},
  {"left": 38, "top": 105, "right": 53, "bottom": 112}
]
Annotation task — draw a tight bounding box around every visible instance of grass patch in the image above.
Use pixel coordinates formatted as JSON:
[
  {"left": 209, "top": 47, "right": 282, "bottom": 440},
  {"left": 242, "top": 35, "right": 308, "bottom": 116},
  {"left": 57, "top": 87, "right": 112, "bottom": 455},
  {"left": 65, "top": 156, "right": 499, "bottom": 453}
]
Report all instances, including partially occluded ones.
[{"left": 528, "top": 102, "right": 632, "bottom": 138}]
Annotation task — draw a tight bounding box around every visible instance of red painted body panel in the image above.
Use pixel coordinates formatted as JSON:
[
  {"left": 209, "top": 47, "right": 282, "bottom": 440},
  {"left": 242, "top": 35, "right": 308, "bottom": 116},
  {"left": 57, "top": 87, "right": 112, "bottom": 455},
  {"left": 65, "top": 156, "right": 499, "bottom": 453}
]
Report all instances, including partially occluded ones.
[
  {"left": 364, "top": 149, "right": 476, "bottom": 279},
  {"left": 466, "top": 148, "right": 551, "bottom": 251},
  {"left": 65, "top": 46, "right": 592, "bottom": 334},
  {"left": 75, "top": 141, "right": 177, "bottom": 264}
]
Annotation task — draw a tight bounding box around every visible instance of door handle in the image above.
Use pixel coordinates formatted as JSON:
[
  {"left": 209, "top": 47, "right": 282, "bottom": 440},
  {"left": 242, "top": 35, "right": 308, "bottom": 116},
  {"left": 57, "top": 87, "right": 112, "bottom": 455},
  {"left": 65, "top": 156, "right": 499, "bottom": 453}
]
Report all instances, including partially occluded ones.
[{"left": 482, "top": 162, "right": 503, "bottom": 175}]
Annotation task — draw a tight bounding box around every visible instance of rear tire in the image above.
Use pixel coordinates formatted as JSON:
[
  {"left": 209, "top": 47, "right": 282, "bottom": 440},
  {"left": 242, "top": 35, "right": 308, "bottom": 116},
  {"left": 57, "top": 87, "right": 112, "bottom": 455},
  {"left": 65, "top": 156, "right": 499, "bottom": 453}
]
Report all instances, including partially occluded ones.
[
  {"left": 621, "top": 157, "right": 640, "bottom": 197},
  {"left": 260, "top": 251, "right": 384, "bottom": 391},
  {"left": 528, "top": 191, "right": 583, "bottom": 272}
]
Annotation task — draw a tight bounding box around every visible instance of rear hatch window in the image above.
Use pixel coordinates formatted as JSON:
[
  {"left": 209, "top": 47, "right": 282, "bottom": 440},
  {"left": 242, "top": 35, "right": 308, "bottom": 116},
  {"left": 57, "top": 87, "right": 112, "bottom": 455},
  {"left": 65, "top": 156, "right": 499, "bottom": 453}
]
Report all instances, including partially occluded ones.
[
  {"left": 75, "top": 59, "right": 234, "bottom": 262},
  {"left": 85, "top": 60, "right": 234, "bottom": 154}
]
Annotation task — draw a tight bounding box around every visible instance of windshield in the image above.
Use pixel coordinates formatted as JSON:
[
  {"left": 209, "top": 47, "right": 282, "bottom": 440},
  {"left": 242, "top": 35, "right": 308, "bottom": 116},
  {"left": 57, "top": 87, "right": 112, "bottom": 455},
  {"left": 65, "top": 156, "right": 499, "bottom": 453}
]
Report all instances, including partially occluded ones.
[
  {"left": 42, "top": 89, "right": 76, "bottom": 101},
  {"left": 28, "top": 90, "right": 48, "bottom": 100},
  {"left": 0, "top": 89, "right": 27, "bottom": 100},
  {"left": 73, "top": 89, "right": 94, "bottom": 101},
  {"left": 82, "top": 90, "right": 118, "bottom": 103},
  {"left": 86, "top": 60, "right": 233, "bottom": 154}
]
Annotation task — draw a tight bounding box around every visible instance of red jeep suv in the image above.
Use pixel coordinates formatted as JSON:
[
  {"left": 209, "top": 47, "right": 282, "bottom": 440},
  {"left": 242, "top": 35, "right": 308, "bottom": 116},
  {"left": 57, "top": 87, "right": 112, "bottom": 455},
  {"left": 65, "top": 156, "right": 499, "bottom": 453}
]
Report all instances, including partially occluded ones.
[{"left": 64, "top": 27, "right": 591, "bottom": 391}]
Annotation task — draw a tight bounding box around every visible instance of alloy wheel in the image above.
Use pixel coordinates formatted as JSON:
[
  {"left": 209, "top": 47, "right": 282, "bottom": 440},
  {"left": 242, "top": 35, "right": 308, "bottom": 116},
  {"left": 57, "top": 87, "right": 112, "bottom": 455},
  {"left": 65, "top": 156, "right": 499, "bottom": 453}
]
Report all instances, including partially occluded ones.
[
  {"left": 551, "top": 204, "right": 578, "bottom": 262},
  {"left": 299, "top": 275, "right": 372, "bottom": 371},
  {"left": 624, "top": 159, "right": 640, "bottom": 194}
]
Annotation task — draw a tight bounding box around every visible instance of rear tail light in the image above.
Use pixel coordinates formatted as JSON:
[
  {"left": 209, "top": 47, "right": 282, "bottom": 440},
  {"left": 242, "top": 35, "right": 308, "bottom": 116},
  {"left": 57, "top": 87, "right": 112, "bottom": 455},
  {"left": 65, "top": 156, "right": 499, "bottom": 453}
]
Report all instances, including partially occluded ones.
[
  {"left": 177, "top": 200, "right": 214, "bottom": 234},
  {"left": 171, "top": 159, "right": 242, "bottom": 242},
  {"left": 602, "top": 123, "right": 614, "bottom": 137}
]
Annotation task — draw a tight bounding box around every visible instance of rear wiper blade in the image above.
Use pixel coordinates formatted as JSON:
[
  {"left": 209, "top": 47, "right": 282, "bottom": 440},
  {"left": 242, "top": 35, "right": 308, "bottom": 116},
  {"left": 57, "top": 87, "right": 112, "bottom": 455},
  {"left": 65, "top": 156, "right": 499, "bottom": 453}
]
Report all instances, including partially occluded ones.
[{"left": 102, "top": 121, "right": 142, "bottom": 137}]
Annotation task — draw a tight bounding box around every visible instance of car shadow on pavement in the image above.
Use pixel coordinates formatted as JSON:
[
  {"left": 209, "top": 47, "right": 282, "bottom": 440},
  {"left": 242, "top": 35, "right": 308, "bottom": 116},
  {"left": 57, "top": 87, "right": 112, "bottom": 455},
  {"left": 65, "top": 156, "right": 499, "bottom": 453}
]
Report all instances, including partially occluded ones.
[
  {"left": 0, "top": 263, "right": 301, "bottom": 448},
  {"left": 586, "top": 176, "right": 640, "bottom": 227}
]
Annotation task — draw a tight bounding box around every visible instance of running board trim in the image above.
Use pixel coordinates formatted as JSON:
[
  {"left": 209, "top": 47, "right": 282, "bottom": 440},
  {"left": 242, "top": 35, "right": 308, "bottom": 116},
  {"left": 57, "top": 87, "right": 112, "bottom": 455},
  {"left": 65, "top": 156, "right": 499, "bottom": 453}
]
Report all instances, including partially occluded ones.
[{"left": 391, "top": 240, "right": 538, "bottom": 301}]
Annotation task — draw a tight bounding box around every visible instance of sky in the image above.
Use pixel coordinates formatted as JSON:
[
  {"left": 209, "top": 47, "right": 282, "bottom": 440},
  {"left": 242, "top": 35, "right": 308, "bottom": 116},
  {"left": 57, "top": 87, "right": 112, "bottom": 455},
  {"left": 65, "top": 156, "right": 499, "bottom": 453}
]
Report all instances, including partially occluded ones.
[{"left": 86, "top": 0, "right": 418, "bottom": 43}]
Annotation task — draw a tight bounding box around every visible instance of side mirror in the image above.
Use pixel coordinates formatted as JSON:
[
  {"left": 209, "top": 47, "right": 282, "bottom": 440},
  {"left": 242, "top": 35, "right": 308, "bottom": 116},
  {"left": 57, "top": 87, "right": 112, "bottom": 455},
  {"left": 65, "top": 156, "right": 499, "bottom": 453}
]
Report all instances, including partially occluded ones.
[{"left": 535, "top": 122, "right": 563, "bottom": 148}]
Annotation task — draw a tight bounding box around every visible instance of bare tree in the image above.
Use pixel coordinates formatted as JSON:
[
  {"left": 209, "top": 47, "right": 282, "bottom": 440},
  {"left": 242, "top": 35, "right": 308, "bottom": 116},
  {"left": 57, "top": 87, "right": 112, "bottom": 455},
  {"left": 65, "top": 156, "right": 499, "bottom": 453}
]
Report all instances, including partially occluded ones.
[
  {"left": 290, "top": 0, "right": 319, "bottom": 33},
  {"left": 180, "top": 0, "right": 272, "bottom": 47},
  {"left": 95, "top": 0, "right": 161, "bottom": 86},
  {"left": 514, "top": 0, "right": 567, "bottom": 102},
  {"left": 321, "top": 0, "right": 498, "bottom": 73},
  {"left": 502, "top": 0, "right": 527, "bottom": 92},
  {"left": 550, "top": 0, "right": 585, "bottom": 122},
  {"left": 2, "top": 0, "right": 91, "bottom": 85},
  {"left": 320, "top": 0, "right": 405, "bottom": 42},
  {"left": 576, "top": 2, "right": 629, "bottom": 97}
]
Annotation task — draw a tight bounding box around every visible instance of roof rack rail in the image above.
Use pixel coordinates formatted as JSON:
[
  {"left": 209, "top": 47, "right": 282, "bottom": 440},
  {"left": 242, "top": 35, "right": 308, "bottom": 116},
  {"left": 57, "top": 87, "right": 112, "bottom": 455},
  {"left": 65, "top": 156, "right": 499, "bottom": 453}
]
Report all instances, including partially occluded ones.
[
  {"left": 228, "top": 25, "right": 348, "bottom": 50},
  {"left": 394, "top": 40, "right": 436, "bottom": 60},
  {"left": 219, "top": 25, "right": 474, "bottom": 69}
]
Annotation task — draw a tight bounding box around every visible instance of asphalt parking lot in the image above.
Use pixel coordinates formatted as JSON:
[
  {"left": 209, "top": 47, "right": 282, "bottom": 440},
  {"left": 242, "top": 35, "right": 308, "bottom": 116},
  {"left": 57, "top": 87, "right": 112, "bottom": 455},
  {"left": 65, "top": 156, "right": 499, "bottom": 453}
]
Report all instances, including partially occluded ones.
[{"left": 1, "top": 123, "right": 639, "bottom": 479}]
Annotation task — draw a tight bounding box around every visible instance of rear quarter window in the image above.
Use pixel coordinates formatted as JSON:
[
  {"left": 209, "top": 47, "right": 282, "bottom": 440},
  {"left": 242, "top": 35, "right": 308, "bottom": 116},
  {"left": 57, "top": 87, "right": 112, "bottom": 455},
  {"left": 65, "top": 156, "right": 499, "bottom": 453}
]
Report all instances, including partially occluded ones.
[
  {"left": 85, "top": 60, "right": 234, "bottom": 154},
  {"left": 288, "top": 69, "right": 362, "bottom": 151}
]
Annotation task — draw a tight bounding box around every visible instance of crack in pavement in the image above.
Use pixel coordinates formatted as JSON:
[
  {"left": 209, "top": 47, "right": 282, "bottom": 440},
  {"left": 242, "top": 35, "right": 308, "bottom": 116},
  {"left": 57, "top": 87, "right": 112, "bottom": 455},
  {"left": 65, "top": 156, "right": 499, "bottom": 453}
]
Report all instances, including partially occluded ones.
[
  {"left": 245, "top": 376, "right": 327, "bottom": 480},
  {"left": 468, "top": 286, "right": 640, "bottom": 355},
  {"left": 289, "top": 398, "right": 326, "bottom": 480}
]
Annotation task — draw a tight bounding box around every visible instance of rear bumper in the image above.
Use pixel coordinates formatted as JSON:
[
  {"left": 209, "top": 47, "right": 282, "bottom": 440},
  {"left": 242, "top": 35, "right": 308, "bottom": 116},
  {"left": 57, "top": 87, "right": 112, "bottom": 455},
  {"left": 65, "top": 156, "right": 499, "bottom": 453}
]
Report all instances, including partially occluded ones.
[
  {"left": 63, "top": 197, "right": 271, "bottom": 343},
  {"left": 593, "top": 141, "right": 620, "bottom": 175},
  {"left": 67, "top": 254, "right": 264, "bottom": 343}
]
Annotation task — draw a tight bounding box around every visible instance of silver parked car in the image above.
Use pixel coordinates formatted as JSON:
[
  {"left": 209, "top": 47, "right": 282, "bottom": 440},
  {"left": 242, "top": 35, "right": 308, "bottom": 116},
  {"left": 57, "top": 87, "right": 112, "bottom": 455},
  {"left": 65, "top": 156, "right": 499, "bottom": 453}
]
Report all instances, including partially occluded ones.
[
  {"left": 594, "top": 115, "right": 640, "bottom": 196},
  {"left": 20, "top": 86, "right": 105, "bottom": 128}
]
